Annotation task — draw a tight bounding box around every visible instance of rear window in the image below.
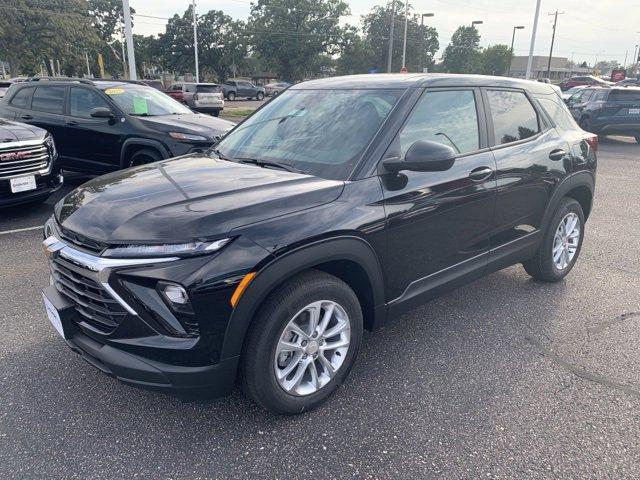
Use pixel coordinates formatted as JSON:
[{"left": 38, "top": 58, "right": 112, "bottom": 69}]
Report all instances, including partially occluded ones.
[
  {"left": 9, "top": 86, "right": 34, "bottom": 108},
  {"left": 32, "top": 86, "right": 66, "bottom": 114},
  {"left": 196, "top": 84, "right": 221, "bottom": 93},
  {"left": 0, "top": 82, "right": 11, "bottom": 88},
  {"left": 609, "top": 90, "right": 640, "bottom": 102},
  {"left": 486, "top": 90, "right": 540, "bottom": 145}
]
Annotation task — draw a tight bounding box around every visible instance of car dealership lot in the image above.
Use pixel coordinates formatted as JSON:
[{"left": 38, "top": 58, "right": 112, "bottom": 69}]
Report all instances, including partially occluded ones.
[{"left": 0, "top": 137, "right": 638, "bottom": 478}]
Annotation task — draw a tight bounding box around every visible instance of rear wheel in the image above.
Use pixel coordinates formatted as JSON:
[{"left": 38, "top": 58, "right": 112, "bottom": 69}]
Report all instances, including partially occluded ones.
[
  {"left": 241, "top": 270, "right": 363, "bottom": 414},
  {"left": 256, "top": 92, "right": 265, "bottom": 101},
  {"left": 227, "top": 92, "right": 236, "bottom": 101},
  {"left": 523, "top": 197, "right": 585, "bottom": 282},
  {"left": 127, "top": 148, "right": 161, "bottom": 168}
]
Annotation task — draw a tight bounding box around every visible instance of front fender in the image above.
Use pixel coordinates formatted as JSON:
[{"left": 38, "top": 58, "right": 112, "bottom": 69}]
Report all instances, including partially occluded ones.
[{"left": 220, "top": 235, "right": 386, "bottom": 360}]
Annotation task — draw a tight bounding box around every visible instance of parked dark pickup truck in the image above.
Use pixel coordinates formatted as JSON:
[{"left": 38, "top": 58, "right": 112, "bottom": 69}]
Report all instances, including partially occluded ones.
[{"left": 221, "top": 80, "right": 265, "bottom": 101}]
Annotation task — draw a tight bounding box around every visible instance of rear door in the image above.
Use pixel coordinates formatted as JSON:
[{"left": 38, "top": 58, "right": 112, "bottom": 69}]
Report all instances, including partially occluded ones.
[
  {"left": 63, "top": 86, "right": 123, "bottom": 171},
  {"left": 484, "top": 88, "right": 571, "bottom": 260},
  {"left": 28, "top": 85, "right": 70, "bottom": 158}
]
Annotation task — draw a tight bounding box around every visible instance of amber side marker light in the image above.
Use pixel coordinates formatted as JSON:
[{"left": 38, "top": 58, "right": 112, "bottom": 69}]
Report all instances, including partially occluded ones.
[{"left": 230, "top": 272, "right": 256, "bottom": 307}]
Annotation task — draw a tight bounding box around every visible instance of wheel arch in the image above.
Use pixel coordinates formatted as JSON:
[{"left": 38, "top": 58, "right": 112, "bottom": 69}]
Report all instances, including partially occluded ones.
[
  {"left": 542, "top": 172, "right": 595, "bottom": 230},
  {"left": 220, "top": 236, "right": 386, "bottom": 360},
  {"left": 120, "top": 138, "right": 170, "bottom": 168}
]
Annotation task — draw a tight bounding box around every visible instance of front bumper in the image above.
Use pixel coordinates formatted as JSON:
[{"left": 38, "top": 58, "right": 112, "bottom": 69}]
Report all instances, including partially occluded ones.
[{"left": 0, "top": 171, "right": 63, "bottom": 208}]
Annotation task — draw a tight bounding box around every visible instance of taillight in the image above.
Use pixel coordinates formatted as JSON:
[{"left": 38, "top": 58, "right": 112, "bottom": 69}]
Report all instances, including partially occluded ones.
[{"left": 585, "top": 134, "right": 598, "bottom": 152}]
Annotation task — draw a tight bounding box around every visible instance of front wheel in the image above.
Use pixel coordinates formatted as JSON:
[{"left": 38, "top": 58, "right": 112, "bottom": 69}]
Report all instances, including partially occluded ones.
[
  {"left": 241, "top": 270, "right": 363, "bottom": 414},
  {"left": 523, "top": 197, "right": 585, "bottom": 282},
  {"left": 128, "top": 148, "right": 161, "bottom": 168},
  {"left": 256, "top": 92, "right": 265, "bottom": 101}
]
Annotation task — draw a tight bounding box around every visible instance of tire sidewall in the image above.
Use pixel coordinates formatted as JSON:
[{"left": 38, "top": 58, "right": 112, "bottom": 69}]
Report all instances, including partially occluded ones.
[
  {"left": 542, "top": 198, "right": 585, "bottom": 280},
  {"left": 247, "top": 276, "right": 363, "bottom": 414}
]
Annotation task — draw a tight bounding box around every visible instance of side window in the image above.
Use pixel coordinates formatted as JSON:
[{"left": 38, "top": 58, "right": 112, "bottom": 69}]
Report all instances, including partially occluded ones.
[
  {"left": 398, "top": 89, "right": 480, "bottom": 157},
  {"left": 10, "top": 87, "right": 34, "bottom": 108},
  {"left": 579, "top": 90, "right": 594, "bottom": 102},
  {"left": 32, "top": 86, "right": 66, "bottom": 114},
  {"left": 486, "top": 90, "right": 540, "bottom": 145},
  {"left": 69, "top": 87, "right": 109, "bottom": 118},
  {"left": 185, "top": 84, "right": 196, "bottom": 93},
  {"left": 536, "top": 96, "right": 579, "bottom": 132}
]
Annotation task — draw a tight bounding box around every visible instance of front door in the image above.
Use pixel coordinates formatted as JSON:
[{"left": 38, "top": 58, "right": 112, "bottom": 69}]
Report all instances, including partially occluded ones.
[{"left": 381, "top": 88, "right": 497, "bottom": 302}]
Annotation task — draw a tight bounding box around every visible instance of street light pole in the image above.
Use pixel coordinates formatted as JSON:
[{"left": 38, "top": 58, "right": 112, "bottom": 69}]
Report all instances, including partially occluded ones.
[
  {"left": 401, "top": 1, "right": 410, "bottom": 69},
  {"left": 122, "top": 0, "right": 136, "bottom": 80},
  {"left": 525, "top": 0, "right": 542, "bottom": 80},
  {"left": 387, "top": 0, "right": 396, "bottom": 73},
  {"left": 546, "top": 10, "right": 564, "bottom": 79},
  {"left": 507, "top": 25, "right": 524, "bottom": 77},
  {"left": 468, "top": 21, "right": 483, "bottom": 73},
  {"left": 419, "top": 13, "right": 435, "bottom": 72},
  {"left": 192, "top": 0, "right": 199, "bottom": 83}
]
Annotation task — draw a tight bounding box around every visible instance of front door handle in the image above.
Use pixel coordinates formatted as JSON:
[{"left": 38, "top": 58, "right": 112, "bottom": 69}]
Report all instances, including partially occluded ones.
[
  {"left": 549, "top": 149, "right": 566, "bottom": 161},
  {"left": 469, "top": 166, "right": 493, "bottom": 181},
  {"left": 20, "top": 114, "right": 33, "bottom": 120},
  {"left": 66, "top": 120, "right": 78, "bottom": 126}
]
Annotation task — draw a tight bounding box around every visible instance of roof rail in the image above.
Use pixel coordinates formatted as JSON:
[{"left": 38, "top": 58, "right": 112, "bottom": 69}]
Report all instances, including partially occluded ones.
[
  {"left": 25, "top": 76, "right": 95, "bottom": 85},
  {"left": 91, "top": 78, "right": 146, "bottom": 85}
]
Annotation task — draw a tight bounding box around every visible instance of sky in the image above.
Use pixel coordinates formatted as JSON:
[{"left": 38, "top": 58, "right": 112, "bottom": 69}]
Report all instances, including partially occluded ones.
[{"left": 130, "top": 0, "right": 640, "bottom": 67}]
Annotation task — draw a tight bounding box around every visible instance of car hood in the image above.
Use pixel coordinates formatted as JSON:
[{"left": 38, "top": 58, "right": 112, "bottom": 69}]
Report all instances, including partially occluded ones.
[
  {"left": 0, "top": 118, "right": 45, "bottom": 143},
  {"left": 56, "top": 154, "right": 344, "bottom": 244},
  {"left": 137, "top": 114, "right": 235, "bottom": 137}
]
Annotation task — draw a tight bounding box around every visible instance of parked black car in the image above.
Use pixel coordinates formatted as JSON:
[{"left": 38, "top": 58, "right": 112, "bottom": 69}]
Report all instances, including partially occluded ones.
[
  {"left": 0, "top": 79, "right": 234, "bottom": 173},
  {"left": 41, "top": 74, "right": 597, "bottom": 414},
  {"left": 222, "top": 80, "right": 265, "bottom": 101},
  {"left": 566, "top": 86, "right": 640, "bottom": 142},
  {"left": 0, "top": 119, "right": 62, "bottom": 207}
]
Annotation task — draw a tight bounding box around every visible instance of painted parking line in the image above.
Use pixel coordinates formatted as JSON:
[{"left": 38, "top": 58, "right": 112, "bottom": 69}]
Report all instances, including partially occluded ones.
[{"left": 0, "top": 225, "right": 43, "bottom": 236}]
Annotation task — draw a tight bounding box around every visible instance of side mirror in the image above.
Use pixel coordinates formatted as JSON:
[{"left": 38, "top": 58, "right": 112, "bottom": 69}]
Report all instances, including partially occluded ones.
[
  {"left": 90, "top": 107, "right": 114, "bottom": 119},
  {"left": 382, "top": 140, "right": 456, "bottom": 173}
]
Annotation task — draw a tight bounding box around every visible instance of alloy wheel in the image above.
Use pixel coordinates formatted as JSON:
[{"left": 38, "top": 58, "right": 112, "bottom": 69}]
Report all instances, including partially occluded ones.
[
  {"left": 273, "top": 300, "right": 351, "bottom": 396},
  {"left": 552, "top": 212, "right": 581, "bottom": 270}
]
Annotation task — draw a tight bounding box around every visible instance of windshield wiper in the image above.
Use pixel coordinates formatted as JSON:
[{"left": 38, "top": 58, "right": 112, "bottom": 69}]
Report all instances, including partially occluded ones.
[
  {"left": 238, "top": 157, "right": 304, "bottom": 173},
  {"left": 213, "top": 148, "right": 233, "bottom": 161}
]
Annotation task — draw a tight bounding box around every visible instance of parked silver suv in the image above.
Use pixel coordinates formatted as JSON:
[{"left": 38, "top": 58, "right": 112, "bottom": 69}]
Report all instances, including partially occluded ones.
[{"left": 166, "top": 82, "right": 224, "bottom": 116}]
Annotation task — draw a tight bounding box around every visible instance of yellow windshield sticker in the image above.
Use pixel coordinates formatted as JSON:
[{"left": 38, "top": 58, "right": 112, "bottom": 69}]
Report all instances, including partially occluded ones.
[
  {"left": 133, "top": 97, "right": 149, "bottom": 115},
  {"left": 104, "top": 88, "right": 124, "bottom": 95}
]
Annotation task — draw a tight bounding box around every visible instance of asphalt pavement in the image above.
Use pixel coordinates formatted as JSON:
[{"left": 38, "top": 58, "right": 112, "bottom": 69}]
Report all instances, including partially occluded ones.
[{"left": 0, "top": 137, "right": 639, "bottom": 479}]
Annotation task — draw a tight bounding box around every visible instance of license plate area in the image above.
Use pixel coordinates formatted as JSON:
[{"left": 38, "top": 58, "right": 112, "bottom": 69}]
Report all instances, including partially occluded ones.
[
  {"left": 10, "top": 175, "right": 37, "bottom": 193},
  {"left": 628, "top": 108, "right": 640, "bottom": 115},
  {"left": 42, "top": 285, "right": 78, "bottom": 339}
]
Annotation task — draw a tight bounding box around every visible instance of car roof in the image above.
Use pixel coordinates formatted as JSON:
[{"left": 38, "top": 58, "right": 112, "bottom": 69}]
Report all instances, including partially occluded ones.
[{"left": 292, "top": 73, "right": 557, "bottom": 94}]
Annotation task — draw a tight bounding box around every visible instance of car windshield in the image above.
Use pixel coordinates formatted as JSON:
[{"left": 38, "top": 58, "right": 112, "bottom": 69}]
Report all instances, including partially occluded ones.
[
  {"left": 215, "top": 88, "right": 402, "bottom": 180},
  {"left": 103, "top": 85, "right": 192, "bottom": 116}
]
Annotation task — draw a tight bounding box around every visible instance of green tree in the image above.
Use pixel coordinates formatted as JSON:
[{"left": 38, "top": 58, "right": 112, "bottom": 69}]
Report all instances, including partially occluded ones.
[
  {"left": 156, "top": 6, "right": 197, "bottom": 74},
  {"left": 336, "top": 27, "right": 376, "bottom": 75},
  {"left": 479, "top": 44, "right": 512, "bottom": 76},
  {"left": 248, "top": 0, "right": 350, "bottom": 82},
  {"left": 361, "top": 2, "right": 439, "bottom": 73},
  {"left": 198, "top": 10, "right": 250, "bottom": 81},
  {"left": 442, "top": 25, "right": 481, "bottom": 73}
]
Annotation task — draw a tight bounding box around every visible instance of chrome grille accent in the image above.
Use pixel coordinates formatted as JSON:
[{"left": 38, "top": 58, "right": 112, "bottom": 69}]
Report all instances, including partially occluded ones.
[
  {"left": 0, "top": 140, "right": 51, "bottom": 180},
  {"left": 50, "top": 258, "right": 127, "bottom": 334}
]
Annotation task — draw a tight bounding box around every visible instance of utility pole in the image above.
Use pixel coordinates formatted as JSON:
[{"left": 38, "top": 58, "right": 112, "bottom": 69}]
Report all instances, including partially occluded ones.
[
  {"left": 507, "top": 25, "right": 525, "bottom": 77},
  {"left": 192, "top": 0, "right": 199, "bottom": 83},
  {"left": 525, "top": 0, "right": 542, "bottom": 79},
  {"left": 120, "top": 21, "right": 127, "bottom": 78},
  {"left": 546, "top": 10, "right": 564, "bottom": 79},
  {"left": 401, "top": 1, "right": 409, "bottom": 69},
  {"left": 387, "top": 0, "right": 396, "bottom": 73},
  {"left": 122, "top": 0, "right": 137, "bottom": 80},
  {"left": 419, "top": 13, "right": 435, "bottom": 72},
  {"left": 85, "top": 52, "right": 91, "bottom": 76}
]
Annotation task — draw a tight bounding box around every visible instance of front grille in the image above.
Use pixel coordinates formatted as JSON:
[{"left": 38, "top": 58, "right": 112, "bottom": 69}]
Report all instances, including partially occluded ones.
[
  {"left": 0, "top": 142, "right": 50, "bottom": 180},
  {"left": 50, "top": 258, "right": 127, "bottom": 334},
  {"left": 58, "top": 225, "right": 107, "bottom": 254}
]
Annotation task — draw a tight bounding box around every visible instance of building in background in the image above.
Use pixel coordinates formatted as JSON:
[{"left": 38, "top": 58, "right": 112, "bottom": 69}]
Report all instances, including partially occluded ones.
[{"left": 509, "top": 56, "right": 590, "bottom": 81}]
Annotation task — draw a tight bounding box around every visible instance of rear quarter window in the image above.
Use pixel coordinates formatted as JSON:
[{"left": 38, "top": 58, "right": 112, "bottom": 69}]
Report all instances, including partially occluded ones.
[
  {"left": 9, "top": 86, "right": 34, "bottom": 108},
  {"left": 535, "top": 95, "right": 579, "bottom": 132}
]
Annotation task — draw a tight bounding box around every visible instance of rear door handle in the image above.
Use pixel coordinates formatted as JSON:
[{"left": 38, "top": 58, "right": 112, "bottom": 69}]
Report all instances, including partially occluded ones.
[
  {"left": 66, "top": 120, "right": 78, "bottom": 126},
  {"left": 20, "top": 114, "right": 32, "bottom": 120},
  {"left": 469, "top": 166, "right": 493, "bottom": 181},
  {"left": 549, "top": 149, "right": 566, "bottom": 161}
]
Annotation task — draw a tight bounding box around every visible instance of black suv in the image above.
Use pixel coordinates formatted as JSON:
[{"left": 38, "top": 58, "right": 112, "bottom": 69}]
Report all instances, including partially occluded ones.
[
  {"left": 0, "top": 118, "right": 62, "bottom": 207},
  {"left": 41, "top": 74, "right": 597, "bottom": 414},
  {"left": 0, "top": 79, "right": 234, "bottom": 173},
  {"left": 566, "top": 86, "right": 640, "bottom": 142}
]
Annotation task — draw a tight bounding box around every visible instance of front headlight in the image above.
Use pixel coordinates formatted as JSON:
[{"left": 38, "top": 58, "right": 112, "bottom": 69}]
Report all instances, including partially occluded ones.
[
  {"left": 44, "top": 133, "right": 57, "bottom": 159},
  {"left": 102, "top": 238, "right": 231, "bottom": 258},
  {"left": 168, "top": 132, "right": 209, "bottom": 142}
]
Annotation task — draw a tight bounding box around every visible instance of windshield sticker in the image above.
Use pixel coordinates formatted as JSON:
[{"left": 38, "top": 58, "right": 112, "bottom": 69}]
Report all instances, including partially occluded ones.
[
  {"left": 133, "top": 97, "right": 149, "bottom": 115},
  {"left": 104, "top": 88, "right": 124, "bottom": 95}
]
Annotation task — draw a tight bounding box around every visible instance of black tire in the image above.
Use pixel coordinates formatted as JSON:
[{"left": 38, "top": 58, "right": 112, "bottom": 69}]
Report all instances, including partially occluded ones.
[
  {"left": 212, "top": 109, "right": 220, "bottom": 117},
  {"left": 127, "top": 148, "right": 161, "bottom": 168},
  {"left": 523, "top": 197, "right": 585, "bottom": 282},
  {"left": 256, "top": 92, "right": 265, "bottom": 101},
  {"left": 579, "top": 116, "right": 592, "bottom": 132},
  {"left": 241, "top": 270, "right": 363, "bottom": 414},
  {"left": 227, "top": 92, "right": 236, "bottom": 101}
]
